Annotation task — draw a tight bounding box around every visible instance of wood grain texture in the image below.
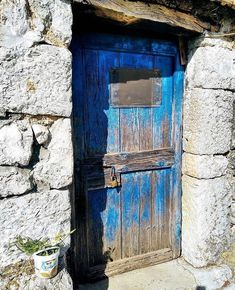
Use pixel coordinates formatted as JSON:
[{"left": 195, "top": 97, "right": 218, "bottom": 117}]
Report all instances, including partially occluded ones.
[
  {"left": 87, "top": 248, "right": 173, "bottom": 280},
  {"left": 121, "top": 172, "right": 140, "bottom": 258},
  {"left": 82, "top": 148, "right": 174, "bottom": 181},
  {"left": 104, "top": 148, "right": 174, "bottom": 171},
  {"left": 153, "top": 55, "right": 173, "bottom": 149},
  {"left": 139, "top": 172, "right": 152, "bottom": 254},
  {"left": 101, "top": 187, "right": 122, "bottom": 262},
  {"left": 74, "top": 0, "right": 214, "bottom": 33}
]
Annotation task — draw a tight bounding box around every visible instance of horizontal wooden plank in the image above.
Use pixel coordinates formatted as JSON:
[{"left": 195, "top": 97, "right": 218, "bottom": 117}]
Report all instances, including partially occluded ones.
[
  {"left": 87, "top": 248, "right": 173, "bottom": 280},
  {"left": 78, "top": 33, "right": 178, "bottom": 56},
  {"left": 74, "top": 0, "right": 216, "bottom": 33},
  {"left": 83, "top": 148, "right": 174, "bottom": 173},
  {"left": 81, "top": 148, "right": 174, "bottom": 189}
]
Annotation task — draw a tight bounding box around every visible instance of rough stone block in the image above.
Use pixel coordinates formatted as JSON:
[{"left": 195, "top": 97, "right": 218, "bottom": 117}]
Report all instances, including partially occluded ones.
[
  {"left": 233, "top": 178, "right": 235, "bottom": 200},
  {"left": 33, "top": 118, "right": 73, "bottom": 190},
  {"left": 229, "top": 151, "right": 235, "bottom": 174},
  {"left": 182, "top": 175, "right": 232, "bottom": 267},
  {"left": 0, "top": 167, "right": 33, "bottom": 198},
  {"left": 230, "top": 99, "right": 235, "bottom": 150},
  {"left": 182, "top": 153, "right": 228, "bottom": 179},
  {"left": 231, "top": 201, "right": 235, "bottom": 225},
  {"left": 0, "top": 0, "right": 72, "bottom": 49},
  {"left": 0, "top": 189, "right": 71, "bottom": 267},
  {"left": 186, "top": 46, "right": 235, "bottom": 90},
  {"left": 0, "top": 267, "right": 73, "bottom": 290},
  {"left": 32, "top": 124, "right": 50, "bottom": 145},
  {"left": 179, "top": 259, "right": 233, "bottom": 290},
  {"left": 0, "top": 45, "right": 72, "bottom": 117},
  {"left": 183, "top": 89, "right": 233, "bottom": 154},
  {"left": 188, "top": 36, "right": 234, "bottom": 52},
  {"left": 232, "top": 226, "right": 235, "bottom": 244},
  {"left": 0, "top": 120, "right": 33, "bottom": 166}
]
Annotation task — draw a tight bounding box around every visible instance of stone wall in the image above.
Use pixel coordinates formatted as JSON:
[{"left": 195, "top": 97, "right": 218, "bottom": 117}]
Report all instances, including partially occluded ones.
[
  {"left": 0, "top": 0, "right": 73, "bottom": 268},
  {"left": 230, "top": 101, "right": 235, "bottom": 243},
  {"left": 182, "top": 36, "right": 235, "bottom": 267}
]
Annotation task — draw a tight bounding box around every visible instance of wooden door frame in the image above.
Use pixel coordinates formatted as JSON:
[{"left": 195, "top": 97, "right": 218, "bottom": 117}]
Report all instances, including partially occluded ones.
[{"left": 70, "top": 32, "right": 184, "bottom": 282}]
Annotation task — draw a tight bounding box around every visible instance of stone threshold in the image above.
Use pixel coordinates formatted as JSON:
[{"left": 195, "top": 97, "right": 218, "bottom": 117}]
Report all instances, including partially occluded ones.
[{"left": 78, "top": 258, "right": 234, "bottom": 290}]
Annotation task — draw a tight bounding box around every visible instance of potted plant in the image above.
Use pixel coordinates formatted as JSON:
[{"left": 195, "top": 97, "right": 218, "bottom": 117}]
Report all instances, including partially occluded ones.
[{"left": 11, "top": 229, "right": 76, "bottom": 279}]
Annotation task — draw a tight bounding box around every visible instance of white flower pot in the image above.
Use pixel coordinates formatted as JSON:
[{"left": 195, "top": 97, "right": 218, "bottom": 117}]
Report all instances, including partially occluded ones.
[{"left": 33, "top": 246, "right": 60, "bottom": 279}]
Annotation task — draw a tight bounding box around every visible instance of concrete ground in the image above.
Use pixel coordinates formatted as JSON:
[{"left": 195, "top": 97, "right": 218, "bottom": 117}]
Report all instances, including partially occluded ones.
[{"left": 79, "top": 259, "right": 235, "bottom": 290}]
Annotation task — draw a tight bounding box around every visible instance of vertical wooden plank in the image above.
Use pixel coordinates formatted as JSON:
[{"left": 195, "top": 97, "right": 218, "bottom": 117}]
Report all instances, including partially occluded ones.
[
  {"left": 87, "top": 188, "right": 107, "bottom": 267},
  {"left": 119, "top": 52, "right": 154, "bottom": 152},
  {"left": 99, "top": 50, "right": 120, "bottom": 153},
  {"left": 152, "top": 55, "right": 173, "bottom": 149},
  {"left": 151, "top": 169, "right": 171, "bottom": 251},
  {"left": 87, "top": 187, "right": 122, "bottom": 265},
  {"left": 102, "top": 187, "right": 122, "bottom": 262},
  {"left": 137, "top": 55, "right": 154, "bottom": 151},
  {"left": 160, "top": 169, "right": 171, "bottom": 249},
  {"left": 139, "top": 108, "right": 153, "bottom": 151},
  {"left": 171, "top": 52, "right": 184, "bottom": 258},
  {"left": 139, "top": 171, "right": 152, "bottom": 254},
  {"left": 83, "top": 49, "right": 103, "bottom": 156},
  {"left": 85, "top": 49, "right": 121, "bottom": 156},
  {"left": 120, "top": 107, "right": 139, "bottom": 152},
  {"left": 151, "top": 170, "right": 163, "bottom": 251},
  {"left": 121, "top": 172, "right": 140, "bottom": 258}
]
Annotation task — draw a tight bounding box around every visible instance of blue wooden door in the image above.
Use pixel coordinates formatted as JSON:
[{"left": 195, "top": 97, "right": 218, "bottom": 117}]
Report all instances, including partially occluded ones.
[{"left": 72, "top": 32, "right": 183, "bottom": 280}]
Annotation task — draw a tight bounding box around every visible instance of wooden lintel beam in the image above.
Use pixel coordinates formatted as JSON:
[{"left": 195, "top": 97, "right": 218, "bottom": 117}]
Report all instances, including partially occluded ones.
[{"left": 74, "top": 0, "right": 217, "bottom": 33}]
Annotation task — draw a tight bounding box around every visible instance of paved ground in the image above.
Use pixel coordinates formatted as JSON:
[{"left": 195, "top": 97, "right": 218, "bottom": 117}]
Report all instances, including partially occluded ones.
[
  {"left": 78, "top": 258, "right": 234, "bottom": 290},
  {"left": 79, "top": 260, "right": 196, "bottom": 290}
]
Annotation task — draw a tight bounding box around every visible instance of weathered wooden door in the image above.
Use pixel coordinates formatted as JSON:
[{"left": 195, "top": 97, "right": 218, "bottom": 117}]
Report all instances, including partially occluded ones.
[{"left": 72, "top": 32, "right": 183, "bottom": 281}]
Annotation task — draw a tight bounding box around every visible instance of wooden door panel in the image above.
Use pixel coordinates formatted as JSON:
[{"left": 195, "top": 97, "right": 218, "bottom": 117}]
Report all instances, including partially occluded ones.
[{"left": 71, "top": 32, "right": 184, "bottom": 281}]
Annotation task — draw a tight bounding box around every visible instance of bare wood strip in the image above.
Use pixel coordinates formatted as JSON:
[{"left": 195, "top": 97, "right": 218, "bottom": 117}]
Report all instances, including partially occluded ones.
[
  {"left": 75, "top": 0, "right": 215, "bottom": 33},
  {"left": 82, "top": 149, "right": 174, "bottom": 189},
  {"left": 87, "top": 248, "right": 173, "bottom": 280},
  {"left": 83, "top": 148, "right": 174, "bottom": 170}
]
